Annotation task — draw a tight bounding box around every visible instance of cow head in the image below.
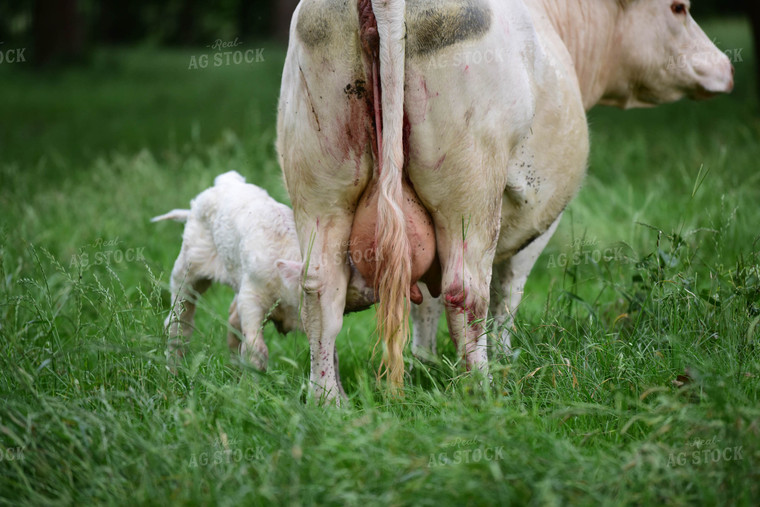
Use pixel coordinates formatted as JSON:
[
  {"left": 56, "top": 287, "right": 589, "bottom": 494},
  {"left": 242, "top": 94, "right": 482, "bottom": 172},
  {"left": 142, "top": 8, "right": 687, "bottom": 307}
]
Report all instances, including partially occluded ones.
[{"left": 603, "top": 0, "right": 734, "bottom": 107}]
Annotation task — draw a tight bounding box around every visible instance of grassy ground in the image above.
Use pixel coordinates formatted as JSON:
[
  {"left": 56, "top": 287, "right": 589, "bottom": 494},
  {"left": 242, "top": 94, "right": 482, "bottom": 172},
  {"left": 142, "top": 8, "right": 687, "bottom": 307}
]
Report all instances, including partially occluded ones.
[{"left": 1, "top": 19, "right": 759, "bottom": 505}]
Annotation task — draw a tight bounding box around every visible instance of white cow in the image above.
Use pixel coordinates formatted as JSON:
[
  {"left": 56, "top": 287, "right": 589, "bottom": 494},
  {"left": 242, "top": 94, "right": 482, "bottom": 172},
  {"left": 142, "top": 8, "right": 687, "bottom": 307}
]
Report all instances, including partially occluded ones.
[
  {"left": 277, "top": 0, "right": 733, "bottom": 402},
  {"left": 154, "top": 171, "right": 374, "bottom": 374},
  {"left": 410, "top": 0, "right": 735, "bottom": 360}
]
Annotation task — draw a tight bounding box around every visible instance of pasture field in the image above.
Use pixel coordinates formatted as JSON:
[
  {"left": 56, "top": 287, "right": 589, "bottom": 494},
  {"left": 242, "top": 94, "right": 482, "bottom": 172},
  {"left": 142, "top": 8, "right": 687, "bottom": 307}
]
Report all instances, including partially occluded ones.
[{"left": 1, "top": 19, "right": 759, "bottom": 505}]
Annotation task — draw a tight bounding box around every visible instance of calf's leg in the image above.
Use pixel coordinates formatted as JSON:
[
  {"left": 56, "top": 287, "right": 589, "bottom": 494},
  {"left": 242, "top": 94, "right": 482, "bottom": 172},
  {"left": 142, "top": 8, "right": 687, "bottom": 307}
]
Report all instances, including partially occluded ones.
[
  {"left": 236, "top": 284, "right": 269, "bottom": 372},
  {"left": 227, "top": 296, "right": 242, "bottom": 359},
  {"left": 165, "top": 249, "right": 211, "bottom": 371}
]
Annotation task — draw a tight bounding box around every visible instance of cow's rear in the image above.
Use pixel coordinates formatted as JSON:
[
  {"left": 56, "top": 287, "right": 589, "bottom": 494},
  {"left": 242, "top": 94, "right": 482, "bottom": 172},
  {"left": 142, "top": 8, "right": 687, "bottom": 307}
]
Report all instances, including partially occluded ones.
[{"left": 278, "top": 0, "right": 418, "bottom": 400}]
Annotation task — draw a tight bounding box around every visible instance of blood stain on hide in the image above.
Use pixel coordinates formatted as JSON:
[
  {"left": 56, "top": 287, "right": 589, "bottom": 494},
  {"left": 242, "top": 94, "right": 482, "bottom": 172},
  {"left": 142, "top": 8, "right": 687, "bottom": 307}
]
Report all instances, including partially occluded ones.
[
  {"left": 339, "top": 89, "right": 373, "bottom": 163},
  {"left": 299, "top": 66, "right": 321, "bottom": 131},
  {"left": 433, "top": 154, "right": 446, "bottom": 171},
  {"left": 445, "top": 291, "right": 466, "bottom": 308}
]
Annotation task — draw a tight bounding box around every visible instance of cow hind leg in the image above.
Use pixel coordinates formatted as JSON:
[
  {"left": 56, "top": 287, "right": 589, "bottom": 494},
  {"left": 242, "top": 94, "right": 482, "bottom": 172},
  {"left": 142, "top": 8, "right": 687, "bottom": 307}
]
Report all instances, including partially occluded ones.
[
  {"left": 297, "top": 214, "right": 353, "bottom": 405},
  {"left": 411, "top": 283, "right": 442, "bottom": 362},
  {"left": 435, "top": 215, "right": 499, "bottom": 377},
  {"left": 490, "top": 214, "right": 562, "bottom": 359}
]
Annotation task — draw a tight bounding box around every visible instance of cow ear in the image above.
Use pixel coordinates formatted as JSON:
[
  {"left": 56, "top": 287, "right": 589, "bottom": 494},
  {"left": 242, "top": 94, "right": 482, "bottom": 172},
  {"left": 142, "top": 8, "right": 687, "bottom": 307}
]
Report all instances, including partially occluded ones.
[{"left": 275, "top": 259, "right": 302, "bottom": 282}]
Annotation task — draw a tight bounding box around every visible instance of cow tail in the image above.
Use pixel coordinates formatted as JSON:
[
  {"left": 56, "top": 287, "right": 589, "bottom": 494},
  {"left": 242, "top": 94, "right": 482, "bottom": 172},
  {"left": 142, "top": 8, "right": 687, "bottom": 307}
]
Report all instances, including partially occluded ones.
[{"left": 368, "top": 0, "right": 409, "bottom": 391}]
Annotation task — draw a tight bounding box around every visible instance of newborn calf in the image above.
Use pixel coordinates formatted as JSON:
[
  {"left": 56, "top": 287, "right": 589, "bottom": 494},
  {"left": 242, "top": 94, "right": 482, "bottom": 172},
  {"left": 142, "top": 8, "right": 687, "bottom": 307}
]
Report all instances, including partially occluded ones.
[{"left": 153, "top": 171, "right": 375, "bottom": 371}]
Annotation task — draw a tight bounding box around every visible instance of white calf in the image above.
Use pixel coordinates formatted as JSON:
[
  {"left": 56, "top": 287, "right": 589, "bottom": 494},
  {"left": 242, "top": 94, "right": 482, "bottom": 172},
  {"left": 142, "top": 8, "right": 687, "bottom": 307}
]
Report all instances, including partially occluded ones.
[{"left": 154, "top": 171, "right": 374, "bottom": 372}]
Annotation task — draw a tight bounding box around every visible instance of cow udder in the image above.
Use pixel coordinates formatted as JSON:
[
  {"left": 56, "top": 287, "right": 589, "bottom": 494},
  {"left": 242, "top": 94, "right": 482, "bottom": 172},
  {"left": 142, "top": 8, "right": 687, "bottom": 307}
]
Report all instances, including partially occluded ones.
[{"left": 349, "top": 178, "right": 438, "bottom": 304}]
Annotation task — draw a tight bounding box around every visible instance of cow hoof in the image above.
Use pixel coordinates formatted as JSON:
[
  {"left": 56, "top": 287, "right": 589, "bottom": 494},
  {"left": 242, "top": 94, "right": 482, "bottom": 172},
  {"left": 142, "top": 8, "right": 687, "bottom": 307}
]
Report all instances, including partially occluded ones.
[{"left": 309, "top": 383, "right": 347, "bottom": 407}]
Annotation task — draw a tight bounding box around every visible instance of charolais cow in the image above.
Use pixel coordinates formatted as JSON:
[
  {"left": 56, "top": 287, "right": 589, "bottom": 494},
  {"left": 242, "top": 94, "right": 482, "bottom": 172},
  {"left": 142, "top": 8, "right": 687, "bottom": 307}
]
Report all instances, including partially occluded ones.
[
  {"left": 277, "top": 0, "right": 733, "bottom": 402},
  {"left": 154, "top": 171, "right": 374, "bottom": 377},
  {"left": 410, "top": 0, "right": 735, "bottom": 360}
]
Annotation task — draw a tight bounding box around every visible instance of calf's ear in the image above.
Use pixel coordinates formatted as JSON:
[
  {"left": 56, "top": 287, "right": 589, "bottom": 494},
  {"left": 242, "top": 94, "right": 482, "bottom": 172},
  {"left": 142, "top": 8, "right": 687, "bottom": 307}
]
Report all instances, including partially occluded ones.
[{"left": 275, "top": 259, "right": 303, "bottom": 283}]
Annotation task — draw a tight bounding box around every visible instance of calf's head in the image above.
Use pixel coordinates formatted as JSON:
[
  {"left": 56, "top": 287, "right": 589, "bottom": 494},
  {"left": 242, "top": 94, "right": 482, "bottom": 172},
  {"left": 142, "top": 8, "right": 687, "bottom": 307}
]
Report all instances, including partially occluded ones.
[{"left": 604, "top": 0, "right": 733, "bottom": 107}]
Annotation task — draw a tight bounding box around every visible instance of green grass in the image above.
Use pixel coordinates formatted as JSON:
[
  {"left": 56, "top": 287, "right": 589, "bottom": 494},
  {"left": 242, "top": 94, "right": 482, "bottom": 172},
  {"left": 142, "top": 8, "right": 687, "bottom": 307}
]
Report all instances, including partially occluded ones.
[{"left": 1, "top": 19, "right": 759, "bottom": 505}]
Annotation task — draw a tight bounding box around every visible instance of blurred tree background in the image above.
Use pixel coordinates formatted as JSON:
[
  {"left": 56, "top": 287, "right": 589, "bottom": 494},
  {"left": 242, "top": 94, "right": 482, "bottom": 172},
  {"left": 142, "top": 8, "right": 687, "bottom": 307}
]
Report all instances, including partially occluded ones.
[
  {"left": 1, "top": 0, "right": 299, "bottom": 65},
  {"left": 0, "top": 0, "right": 755, "bottom": 96},
  {"left": 0, "top": 1, "right": 748, "bottom": 58}
]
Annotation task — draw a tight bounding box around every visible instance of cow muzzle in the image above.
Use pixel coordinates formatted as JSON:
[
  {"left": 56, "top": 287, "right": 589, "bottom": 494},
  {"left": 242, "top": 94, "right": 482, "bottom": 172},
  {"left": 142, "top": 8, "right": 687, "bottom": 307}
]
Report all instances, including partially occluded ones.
[{"left": 691, "top": 52, "right": 734, "bottom": 99}]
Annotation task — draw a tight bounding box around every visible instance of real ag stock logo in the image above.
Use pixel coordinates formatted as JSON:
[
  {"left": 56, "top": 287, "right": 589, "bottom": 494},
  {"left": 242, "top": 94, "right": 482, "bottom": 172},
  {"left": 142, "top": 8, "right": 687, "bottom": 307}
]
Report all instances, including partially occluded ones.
[
  {"left": 68, "top": 237, "right": 146, "bottom": 270},
  {"left": 188, "top": 37, "right": 265, "bottom": 70},
  {"left": 187, "top": 437, "right": 265, "bottom": 468},
  {"left": 667, "top": 435, "right": 743, "bottom": 468},
  {"left": 546, "top": 237, "right": 631, "bottom": 269},
  {"left": 428, "top": 438, "right": 506, "bottom": 468},
  {"left": 0, "top": 42, "right": 26, "bottom": 65}
]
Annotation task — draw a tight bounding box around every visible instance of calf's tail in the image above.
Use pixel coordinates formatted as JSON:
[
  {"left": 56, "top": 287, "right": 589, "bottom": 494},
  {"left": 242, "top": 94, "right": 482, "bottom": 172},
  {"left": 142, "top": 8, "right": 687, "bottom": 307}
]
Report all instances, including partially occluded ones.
[{"left": 151, "top": 209, "right": 191, "bottom": 223}]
